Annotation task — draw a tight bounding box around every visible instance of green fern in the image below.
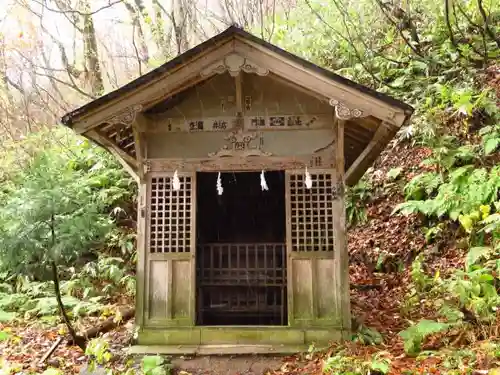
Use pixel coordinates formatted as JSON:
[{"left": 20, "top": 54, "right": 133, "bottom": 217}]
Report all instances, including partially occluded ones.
[{"left": 399, "top": 320, "right": 450, "bottom": 356}]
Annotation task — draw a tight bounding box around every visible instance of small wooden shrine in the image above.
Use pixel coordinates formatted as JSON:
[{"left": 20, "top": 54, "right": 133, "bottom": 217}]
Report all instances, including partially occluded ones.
[{"left": 61, "top": 25, "right": 413, "bottom": 354}]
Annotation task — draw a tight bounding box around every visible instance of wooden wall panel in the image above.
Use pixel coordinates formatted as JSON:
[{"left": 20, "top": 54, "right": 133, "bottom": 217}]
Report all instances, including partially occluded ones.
[
  {"left": 148, "top": 260, "right": 168, "bottom": 320},
  {"left": 291, "top": 259, "right": 313, "bottom": 321},
  {"left": 315, "top": 259, "right": 338, "bottom": 321},
  {"left": 172, "top": 259, "right": 192, "bottom": 319}
]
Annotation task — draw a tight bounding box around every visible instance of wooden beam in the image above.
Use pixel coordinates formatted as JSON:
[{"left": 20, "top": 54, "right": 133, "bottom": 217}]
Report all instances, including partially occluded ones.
[
  {"left": 135, "top": 181, "right": 147, "bottom": 327},
  {"left": 336, "top": 119, "right": 345, "bottom": 179},
  {"left": 333, "top": 117, "right": 351, "bottom": 332},
  {"left": 133, "top": 114, "right": 148, "bottom": 181},
  {"left": 92, "top": 129, "right": 138, "bottom": 167},
  {"left": 235, "top": 73, "right": 243, "bottom": 114},
  {"left": 86, "top": 129, "right": 139, "bottom": 183},
  {"left": 344, "top": 122, "right": 390, "bottom": 186},
  {"left": 109, "top": 148, "right": 140, "bottom": 184}
]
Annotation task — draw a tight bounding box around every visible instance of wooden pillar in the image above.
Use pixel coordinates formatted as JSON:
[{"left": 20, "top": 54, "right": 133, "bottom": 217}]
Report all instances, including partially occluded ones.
[
  {"left": 133, "top": 113, "right": 148, "bottom": 328},
  {"left": 333, "top": 118, "right": 351, "bottom": 333},
  {"left": 135, "top": 180, "right": 147, "bottom": 328}
]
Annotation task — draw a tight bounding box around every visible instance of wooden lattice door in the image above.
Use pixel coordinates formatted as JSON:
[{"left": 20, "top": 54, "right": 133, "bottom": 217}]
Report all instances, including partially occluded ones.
[
  {"left": 144, "top": 172, "right": 196, "bottom": 327},
  {"left": 285, "top": 169, "right": 341, "bottom": 327}
]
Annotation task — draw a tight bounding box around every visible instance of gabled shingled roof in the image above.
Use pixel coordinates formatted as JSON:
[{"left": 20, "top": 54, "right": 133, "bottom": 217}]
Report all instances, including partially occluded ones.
[{"left": 61, "top": 25, "right": 413, "bottom": 126}]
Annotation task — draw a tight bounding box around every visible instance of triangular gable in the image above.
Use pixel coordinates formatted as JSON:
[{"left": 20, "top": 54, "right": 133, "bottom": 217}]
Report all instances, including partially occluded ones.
[{"left": 61, "top": 25, "right": 413, "bottom": 185}]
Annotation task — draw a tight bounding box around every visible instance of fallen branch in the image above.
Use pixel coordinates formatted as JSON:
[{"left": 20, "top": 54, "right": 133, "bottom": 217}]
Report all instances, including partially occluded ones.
[
  {"left": 67, "top": 307, "right": 135, "bottom": 346},
  {"left": 350, "top": 283, "right": 382, "bottom": 291},
  {"left": 39, "top": 336, "right": 63, "bottom": 365}
]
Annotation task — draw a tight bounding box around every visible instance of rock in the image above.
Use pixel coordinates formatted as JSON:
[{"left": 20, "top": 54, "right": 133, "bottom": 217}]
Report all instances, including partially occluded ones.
[
  {"left": 47, "top": 358, "right": 60, "bottom": 368},
  {"left": 79, "top": 364, "right": 107, "bottom": 375}
]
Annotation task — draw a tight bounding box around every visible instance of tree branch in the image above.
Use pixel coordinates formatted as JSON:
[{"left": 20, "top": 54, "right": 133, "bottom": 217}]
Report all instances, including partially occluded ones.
[
  {"left": 374, "top": 0, "right": 424, "bottom": 58},
  {"left": 30, "top": 0, "right": 124, "bottom": 17},
  {"left": 306, "top": 0, "right": 401, "bottom": 89},
  {"left": 444, "top": 0, "right": 462, "bottom": 55}
]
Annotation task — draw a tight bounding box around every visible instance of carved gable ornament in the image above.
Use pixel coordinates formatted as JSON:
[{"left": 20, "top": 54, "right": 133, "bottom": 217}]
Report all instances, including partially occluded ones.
[
  {"left": 101, "top": 104, "right": 143, "bottom": 127},
  {"left": 328, "top": 99, "right": 366, "bottom": 120},
  {"left": 208, "top": 129, "right": 272, "bottom": 158},
  {"left": 201, "top": 53, "right": 269, "bottom": 77}
]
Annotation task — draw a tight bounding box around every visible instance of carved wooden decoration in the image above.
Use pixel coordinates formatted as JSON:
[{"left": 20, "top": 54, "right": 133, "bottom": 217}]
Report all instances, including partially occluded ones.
[
  {"left": 208, "top": 129, "right": 272, "bottom": 158},
  {"left": 104, "top": 105, "right": 143, "bottom": 126},
  {"left": 149, "top": 174, "right": 192, "bottom": 253},
  {"left": 94, "top": 105, "right": 144, "bottom": 157},
  {"left": 328, "top": 99, "right": 364, "bottom": 120},
  {"left": 200, "top": 53, "right": 269, "bottom": 77},
  {"left": 286, "top": 170, "right": 335, "bottom": 252}
]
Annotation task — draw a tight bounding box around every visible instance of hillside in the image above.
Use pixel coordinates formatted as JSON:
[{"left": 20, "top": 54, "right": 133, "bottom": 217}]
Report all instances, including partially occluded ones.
[{"left": 1, "top": 0, "right": 499, "bottom": 374}]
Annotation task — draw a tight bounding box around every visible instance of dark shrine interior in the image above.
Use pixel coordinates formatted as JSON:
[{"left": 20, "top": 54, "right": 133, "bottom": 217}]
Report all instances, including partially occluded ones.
[{"left": 196, "top": 171, "right": 288, "bottom": 326}]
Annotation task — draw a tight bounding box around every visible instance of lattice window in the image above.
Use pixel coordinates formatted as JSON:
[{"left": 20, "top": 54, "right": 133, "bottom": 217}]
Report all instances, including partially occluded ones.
[
  {"left": 149, "top": 175, "right": 192, "bottom": 253},
  {"left": 287, "top": 171, "right": 335, "bottom": 252}
]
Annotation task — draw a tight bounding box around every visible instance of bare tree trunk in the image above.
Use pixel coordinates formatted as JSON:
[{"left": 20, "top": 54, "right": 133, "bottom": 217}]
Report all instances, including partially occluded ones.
[
  {"left": 50, "top": 261, "right": 86, "bottom": 351},
  {"left": 173, "top": 0, "right": 190, "bottom": 54},
  {"left": 50, "top": 214, "right": 86, "bottom": 351},
  {"left": 124, "top": 0, "right": 150, "bottom": 66},
  {"left": 81, "top": 0, "right": 104, "bottom": 96},
  {"left": 477, "top": 0, "right": 500, "bottom": 48},
  {"left": 0, "top": 34, "right": 14, "bottom": 106},
  {"left": 152, "top": 0, "right": 172, "bottom": 60}
]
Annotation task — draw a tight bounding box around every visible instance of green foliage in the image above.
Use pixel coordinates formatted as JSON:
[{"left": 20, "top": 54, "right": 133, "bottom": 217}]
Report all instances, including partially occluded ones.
[
  {"left": 445, "top": 350, "right": 477, "bottom": 371},
  {"left": 446, "top": 268, "right": 500, "bottom": 321},
  {"left": 403, "top": 172, "right": 443, "bottom": 201},
  {"left": 323, "top": 350, "right": 391, "bottom": 374},
  {"left": 76, "top": 256, "right": 136, "bottom": 298},
  {"left": 0, "top": 152, "right": 109, "bottom": 276},
  {"left": 480, "top": 124, "right": 500, "bottom": 155},
  {"left": 351, "top": 324, "right": 383, "bottom": 345},
  {"left": 399, "top": 320, "right": 450, "bottom": 356},
  {"left": 386, "top": 167, "right": 403, "bottom": 181},
  {"left": 346, "top": 177, "right": 373, "bottom": 227},
  {"left": 394, "top": 166, "right": 500, "bottom": 221},
  {"left": 0, "top": 128, "right": 134, "bottom": 275},
  {"left": 410, "top": 254, "right": 433, "bottom": 293},
  {"left": 421, "top": 136, "right": 478, "bottom": 172},
  {"left": 0, "top": 277, "right": 106, "bottom": 322},
  {"left": 466, "top": 246, "right": 496, "bottom": 269},
  {"left": 0, "top": 310, "right": 15, "bottom": 322},
  {"left": 0, "top": 330, "right": 11, "bottom": 342},
  {"left": 142, "top": 355, "right": 172, "bottom": 375},
  {"left": 86, "top": 338, "right": 113, "bottom": 368},
  {"left": 0, "top": 129, "right": 136, "bottom": 326}
]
